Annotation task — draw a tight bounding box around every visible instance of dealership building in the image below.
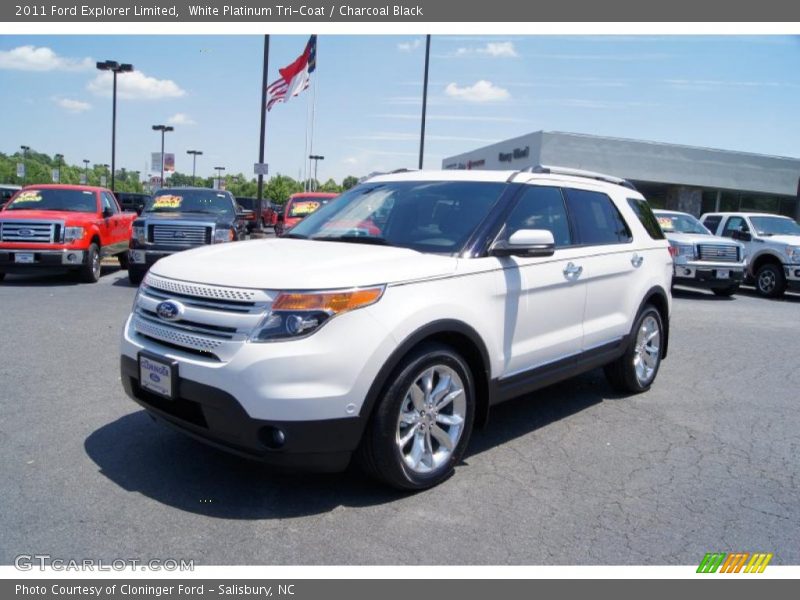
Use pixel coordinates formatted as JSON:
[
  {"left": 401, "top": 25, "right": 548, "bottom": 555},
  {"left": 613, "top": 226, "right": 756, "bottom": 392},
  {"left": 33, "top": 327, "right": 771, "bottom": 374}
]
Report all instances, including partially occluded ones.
[{"left": 443, "top": 131, "right": 800, "bottom": 220}]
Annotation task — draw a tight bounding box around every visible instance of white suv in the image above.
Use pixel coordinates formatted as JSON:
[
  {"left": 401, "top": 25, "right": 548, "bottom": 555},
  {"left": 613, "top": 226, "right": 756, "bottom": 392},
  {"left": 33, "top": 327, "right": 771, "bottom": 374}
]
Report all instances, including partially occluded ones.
[{"left": 120, "top": 167, "right": 673, "bottom": 489}]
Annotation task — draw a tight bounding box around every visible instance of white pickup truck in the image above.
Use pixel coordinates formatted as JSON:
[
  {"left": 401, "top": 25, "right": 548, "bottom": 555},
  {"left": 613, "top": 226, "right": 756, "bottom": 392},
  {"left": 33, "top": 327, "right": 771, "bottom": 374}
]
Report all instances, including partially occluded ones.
[
  {"left": 653, "top": 209, "right": 746, "bottom": 297},
  {"left": 701, "top": 212, "right": 800, "bottom": 298}
]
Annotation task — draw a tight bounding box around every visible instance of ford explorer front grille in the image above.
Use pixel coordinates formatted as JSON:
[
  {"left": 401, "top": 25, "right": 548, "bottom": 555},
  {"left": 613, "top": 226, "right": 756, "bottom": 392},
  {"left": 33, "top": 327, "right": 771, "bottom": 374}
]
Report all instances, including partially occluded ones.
[
  {"left": 697, "top": 244, "right": 739, "bottom": 263},
  {"left": 150, "top": 224, "right": 210, "bottom": 247},
  {"left": 132, "top": 274, "right": 274, "bottom": 360},
  {"left": 0, "top": 221, "right": 58, "bottom": 243}
]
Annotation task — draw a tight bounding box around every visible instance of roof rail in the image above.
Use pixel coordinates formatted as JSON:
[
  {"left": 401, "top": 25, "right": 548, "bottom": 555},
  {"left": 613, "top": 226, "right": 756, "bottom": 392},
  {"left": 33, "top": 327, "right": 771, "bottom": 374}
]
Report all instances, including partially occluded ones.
[{"left": 524, "top": 164, "right": 638, "bottom": 191}]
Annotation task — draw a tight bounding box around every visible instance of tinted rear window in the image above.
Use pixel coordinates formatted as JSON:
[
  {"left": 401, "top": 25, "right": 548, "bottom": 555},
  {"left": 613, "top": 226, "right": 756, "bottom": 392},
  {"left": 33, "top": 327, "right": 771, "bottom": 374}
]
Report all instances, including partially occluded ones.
[
  {"left": 564, "top": 188, "right": 632, "bottom": 245},
  {"left": 702, "top": 215, "right": 722, "bottom": 234},
  {"left": 628, "top": 198, "right": 666, "bottom": 240}
]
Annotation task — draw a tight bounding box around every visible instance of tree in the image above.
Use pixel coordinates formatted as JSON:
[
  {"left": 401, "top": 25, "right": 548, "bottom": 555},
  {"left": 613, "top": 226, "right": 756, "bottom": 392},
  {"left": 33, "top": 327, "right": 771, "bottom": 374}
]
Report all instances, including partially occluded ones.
[
  {"left": 342, "top": 175, "right": 359, "bottom": 190},
  {"left": 320, "top": 178, "right": 341, "bottom": 193}
]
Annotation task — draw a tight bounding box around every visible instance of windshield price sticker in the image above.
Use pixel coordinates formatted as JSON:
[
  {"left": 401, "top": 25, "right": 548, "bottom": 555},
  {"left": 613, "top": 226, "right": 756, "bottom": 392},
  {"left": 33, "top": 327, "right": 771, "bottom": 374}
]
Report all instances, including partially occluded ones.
[
  {"left": 657, "top": 217, "right": 674, "bottom": 231},
  {"left": 12, "top": 191, "right": 42, "bottom": 204},
  {"left": 293, "top": 201, "right": 320, "bottom": 215},
  {"left": 152, "top": 195, "right": 183, "bottom": 209}
]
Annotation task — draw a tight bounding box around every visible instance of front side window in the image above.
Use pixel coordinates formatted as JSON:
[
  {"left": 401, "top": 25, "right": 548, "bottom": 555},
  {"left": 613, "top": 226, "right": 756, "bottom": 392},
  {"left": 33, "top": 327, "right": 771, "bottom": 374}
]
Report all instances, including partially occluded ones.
[
  {"left": 503, "top": 185, "right": 571, "bottom": 247},
  {"left": 5, "top": 189, "right": 97, "bottom": 212},
  {"left": 102, "top": 192, "right": 119, "bottom": 215},
  {"left": 564, "top": 188, "right": 632, "bottom": 245},
  {"left": 288, "top": 181, "right": 506, "bottom": 254},
  {"left": 721, "top": 216, "right": 749, "bottom": 237}
]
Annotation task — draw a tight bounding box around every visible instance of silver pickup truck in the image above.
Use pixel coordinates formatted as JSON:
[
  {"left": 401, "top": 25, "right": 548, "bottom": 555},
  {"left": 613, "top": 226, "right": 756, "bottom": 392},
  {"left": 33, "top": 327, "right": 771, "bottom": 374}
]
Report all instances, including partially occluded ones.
[{"left": 654, "top": 209, "right": 746, "bottom": 297}]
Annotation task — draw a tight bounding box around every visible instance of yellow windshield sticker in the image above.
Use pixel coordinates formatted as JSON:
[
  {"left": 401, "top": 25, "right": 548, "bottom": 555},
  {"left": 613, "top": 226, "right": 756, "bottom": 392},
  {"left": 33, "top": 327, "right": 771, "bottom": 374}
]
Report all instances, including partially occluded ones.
[
  {"left": 12, "top": 191, "right": 42, "bottom": 204},
  {"left": 152, "top": 195, "right": 183, "bottom": 209},
  {"left": 292, "top": 201, "right": 320, "bottom": 215},
  {"left": 657, "top": 217, "right": 675, "bottom": 231}
]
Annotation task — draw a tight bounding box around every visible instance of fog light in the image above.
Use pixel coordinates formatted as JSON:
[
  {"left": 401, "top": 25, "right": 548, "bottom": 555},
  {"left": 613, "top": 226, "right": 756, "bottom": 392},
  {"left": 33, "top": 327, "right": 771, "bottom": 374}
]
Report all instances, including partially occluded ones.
[
  {"left": 258, "top": 426, "right": 286, "bottom": 450},
  {"left": 683, "top": 268, "right": 692, "bottom": 276},
  {"left": 68, "top": 253, "right": 77, "bottom": 262},
  {"left": 795, "top": 269, "right": 800, "bottom": 277}
]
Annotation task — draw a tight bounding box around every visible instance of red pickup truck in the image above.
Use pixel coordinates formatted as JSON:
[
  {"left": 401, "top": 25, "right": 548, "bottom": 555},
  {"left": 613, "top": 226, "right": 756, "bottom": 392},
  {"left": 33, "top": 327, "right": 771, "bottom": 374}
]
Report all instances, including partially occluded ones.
[{"left": 0, "top": 184, "right": 136, "bottom": 283}]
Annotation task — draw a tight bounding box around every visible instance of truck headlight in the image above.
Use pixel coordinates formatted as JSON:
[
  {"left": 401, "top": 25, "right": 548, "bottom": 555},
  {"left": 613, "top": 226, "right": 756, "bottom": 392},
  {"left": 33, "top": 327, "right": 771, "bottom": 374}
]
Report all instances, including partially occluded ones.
[
  {"left": 132, "top": 225, "right": 147, "bottom": 244},
  {"left": 250, "top": 286, "right": 385, "bottom": 342},
  {"left": 214, "top": 228, "right": 235, "bottom": 243},
  {"left": 675, "top": 243, "right": 695, "bottom": 258},
  {"left": 787, "top": 246, "right": 800, "bottom": 262},
  {"left": 64, "top": 226, "right": 85, "bottom": 243}
]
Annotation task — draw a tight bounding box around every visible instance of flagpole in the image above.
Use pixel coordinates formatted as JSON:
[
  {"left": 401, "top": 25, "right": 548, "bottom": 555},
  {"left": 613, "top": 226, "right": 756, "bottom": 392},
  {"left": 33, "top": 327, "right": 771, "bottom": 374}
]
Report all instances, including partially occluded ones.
[
  {"left": 308, "top": 76, "right": 318, "bottom": 191},
  {"left": 256, "top": 34, "right": 270, "bottom": 235},
  {"left": 303, "top": 78, "right": 312, "bottom": 192},
  {"left": 418, "top": 34, "right": 431, "bottom": 170}
]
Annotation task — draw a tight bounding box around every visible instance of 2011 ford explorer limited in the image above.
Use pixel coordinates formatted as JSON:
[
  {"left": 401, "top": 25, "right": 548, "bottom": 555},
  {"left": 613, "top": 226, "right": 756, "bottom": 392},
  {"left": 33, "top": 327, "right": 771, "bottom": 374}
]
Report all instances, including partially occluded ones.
[{"left": 120, "top": 167, "right": 673, "bottom": 490}]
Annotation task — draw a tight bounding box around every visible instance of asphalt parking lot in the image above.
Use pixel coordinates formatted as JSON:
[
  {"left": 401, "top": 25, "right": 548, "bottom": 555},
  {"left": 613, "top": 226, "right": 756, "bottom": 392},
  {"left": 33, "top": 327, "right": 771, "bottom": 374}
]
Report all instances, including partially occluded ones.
[{"left": 0, "top": 267, "right": 798, "bottom": 566}]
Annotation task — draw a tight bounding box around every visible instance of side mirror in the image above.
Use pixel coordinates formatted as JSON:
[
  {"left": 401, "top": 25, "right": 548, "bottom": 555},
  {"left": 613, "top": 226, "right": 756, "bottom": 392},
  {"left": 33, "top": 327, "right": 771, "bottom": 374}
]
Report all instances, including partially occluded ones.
[
  {"left": 732, "top": 230, "right": 752, "bottom": 242},
  {"left": 490, "top": 229, "right": 556, "bottom": 258},
  {"left": 277, "top": 213, "right": 285, "bottom": 222},
  {"left": 135, "top": 206, "right": 144, "bottom": 216},
  {"left": 102, "top": 207, "right": 113, "bottom": 218}
]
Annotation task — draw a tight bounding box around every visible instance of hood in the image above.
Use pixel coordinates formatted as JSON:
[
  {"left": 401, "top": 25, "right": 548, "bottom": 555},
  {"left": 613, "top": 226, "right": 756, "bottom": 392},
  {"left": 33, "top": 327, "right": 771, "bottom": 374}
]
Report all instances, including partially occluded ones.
[
  {"left": 150, "top": 238, "right": 458, "bottom": 289},
  {"left": 757, "top": 234, "right": 800, "bottom": 246},
  {"left": 0, "top": 209, "right": 99, "bottom": 224},
  {"left": 665, "top": 232, "right": 742, "bottom": 247},
  {"left": 139, "top": 211, "right": 232, "bottom": 226}
]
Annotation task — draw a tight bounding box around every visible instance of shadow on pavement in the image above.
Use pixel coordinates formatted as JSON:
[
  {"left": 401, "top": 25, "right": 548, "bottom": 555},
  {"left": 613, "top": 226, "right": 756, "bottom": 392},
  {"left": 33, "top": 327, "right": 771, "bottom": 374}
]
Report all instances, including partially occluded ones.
[
  {"left": 85, "top": 371, "right": 609, "bottom": 519},
  {"left": 0, "top": 265, "right": 121, "bottom": 287}
]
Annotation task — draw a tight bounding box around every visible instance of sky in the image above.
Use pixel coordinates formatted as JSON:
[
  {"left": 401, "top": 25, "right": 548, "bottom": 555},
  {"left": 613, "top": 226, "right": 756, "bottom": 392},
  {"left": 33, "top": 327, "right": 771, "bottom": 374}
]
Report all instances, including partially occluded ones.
[{"left": 1, "top": 34, "right": 799, "bottom": 184}]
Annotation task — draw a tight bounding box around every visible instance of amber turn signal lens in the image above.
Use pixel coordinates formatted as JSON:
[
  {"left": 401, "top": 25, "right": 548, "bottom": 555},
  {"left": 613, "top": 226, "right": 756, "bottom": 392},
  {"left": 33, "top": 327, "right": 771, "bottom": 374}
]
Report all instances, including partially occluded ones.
[{"left": 272, "top": 287, "right": 384, "bottom": 314}]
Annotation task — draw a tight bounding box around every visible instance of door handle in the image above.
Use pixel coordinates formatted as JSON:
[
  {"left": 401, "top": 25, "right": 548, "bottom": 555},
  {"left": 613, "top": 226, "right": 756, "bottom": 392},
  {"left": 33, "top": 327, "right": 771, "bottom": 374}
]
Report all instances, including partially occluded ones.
[
  {"left": 563, "top": 262, "right": 583, "bottom": 279},
  {"left": 631, "top": 253, "right": 644, "bottom": 268}
]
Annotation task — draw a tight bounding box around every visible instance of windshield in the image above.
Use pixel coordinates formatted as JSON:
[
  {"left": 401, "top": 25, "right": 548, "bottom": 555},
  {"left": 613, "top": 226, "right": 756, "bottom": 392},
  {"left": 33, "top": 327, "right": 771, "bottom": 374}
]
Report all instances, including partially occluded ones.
[
  {"left": 4, "top": 189, "right": 97, "bottom": 212},
  {"left": 288, "top": 180, "right": 506, "bottom": 253},
  {"left": 749, "top": 216, "right": 800, "bottom": 236},
  {"left": 287, "top": 196, "right": 334, "bottom": 218},
  {"left": 656, "top": 213, "right": 710, "bottom": 235},
  {"left": 146, "top": 190, "right": 235, "bottom": 215}
]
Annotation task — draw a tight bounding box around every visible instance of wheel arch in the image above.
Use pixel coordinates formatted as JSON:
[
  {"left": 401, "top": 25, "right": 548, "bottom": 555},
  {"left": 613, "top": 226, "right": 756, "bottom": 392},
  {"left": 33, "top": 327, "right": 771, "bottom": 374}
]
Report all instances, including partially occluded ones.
[
  {"left": 639, "top": 285, "right": 670, "bottom": 359},
  {"left": 359, "top": 319, "right": 492, "bottom": 430},
  {"left": 750, "top": 251, "right": 783, "bottom": 275}
]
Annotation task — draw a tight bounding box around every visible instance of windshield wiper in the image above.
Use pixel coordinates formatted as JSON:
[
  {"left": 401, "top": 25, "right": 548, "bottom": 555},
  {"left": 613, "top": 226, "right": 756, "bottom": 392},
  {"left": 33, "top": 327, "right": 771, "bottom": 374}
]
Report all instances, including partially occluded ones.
[{"left": 312, "top": 235, "right": 392, "bottom": 246}]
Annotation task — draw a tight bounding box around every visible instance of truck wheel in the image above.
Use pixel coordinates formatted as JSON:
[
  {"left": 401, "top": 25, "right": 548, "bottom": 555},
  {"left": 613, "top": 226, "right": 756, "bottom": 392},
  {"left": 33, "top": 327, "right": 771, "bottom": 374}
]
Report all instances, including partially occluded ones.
[
  {"left": 604, "top": 305, "right": 664, "bottom": 394},
  {"left": 755, "top": 263, "right": 786, "bottom": 298},
  {"left": 128, "top": 267, "right": 145, "bottom": 286},
  {"left": 79, "top": 244, "right": 102, "bottom": 283},
  {"left": 118, "top": 252, "right": 130, "bottom": 270},
  {"left": 357, "top": 342, "right": 475, "bottom": 490},
  {"left": 712, "top": 283, "right": 739, "bottom": 297}
]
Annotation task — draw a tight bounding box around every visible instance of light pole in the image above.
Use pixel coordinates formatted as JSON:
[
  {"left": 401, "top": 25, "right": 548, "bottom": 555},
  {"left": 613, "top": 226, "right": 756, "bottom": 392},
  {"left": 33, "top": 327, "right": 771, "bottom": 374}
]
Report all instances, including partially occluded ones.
[
  {"left": 309, "top": 154, "right": 324, "bottom": 191},
  {"left": 55, "top": 153, "right": 64, "bottom": 183},
  {"left": 214, "top": 166, "right": 225, "bottom": 190},
  {"left": 102, "top": 164, "right": 110, "bottom": 188},
  {"left": 152, "top": 125, "right": 174, "bottom": 188},
  {"left": 20, "top": 145, "right": 30, "bottom": 185},
  {"left": 83, "top": 159, "right": 90, "bottom": 185},
  {"left": 96, "top": 60, "right": 134, "bottom": 192},
  {"left": 186, "top": 150, "right": 203, "bottom": 186}
]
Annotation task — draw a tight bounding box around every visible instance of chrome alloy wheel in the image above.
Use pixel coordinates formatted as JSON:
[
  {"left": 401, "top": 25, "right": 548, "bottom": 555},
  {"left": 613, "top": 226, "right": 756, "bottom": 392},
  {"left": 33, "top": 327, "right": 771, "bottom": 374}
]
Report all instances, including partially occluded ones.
[
  {"left": 395, "top": 365, "right": 466, "bottom": 474},
  {"left": 633, "top": 315, "right": 661, "bottom": 386},
  {"left": 91, "top": 250, "right": 101, "bottom": 279},
  {"left": 758, "top": 269, "right": 776, "bottom": 294}
]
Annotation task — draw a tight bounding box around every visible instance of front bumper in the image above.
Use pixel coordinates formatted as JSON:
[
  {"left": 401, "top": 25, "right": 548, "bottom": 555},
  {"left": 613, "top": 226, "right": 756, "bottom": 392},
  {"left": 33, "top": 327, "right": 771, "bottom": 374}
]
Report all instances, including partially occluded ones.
[
  {"left": 0, "top": 248, "right": 85, "bottom": 270},
  {"left": 120, "top": 356, "right": 360, "bottom": 471},
  {"left": 129, "top": 249, "right": 174, "bottom": 268},
  {"left": 672, "top": 261, "right": 745, "bottom": 288},
  {"left": 785, "top": 264, "right": 800, "bottom": 286}
]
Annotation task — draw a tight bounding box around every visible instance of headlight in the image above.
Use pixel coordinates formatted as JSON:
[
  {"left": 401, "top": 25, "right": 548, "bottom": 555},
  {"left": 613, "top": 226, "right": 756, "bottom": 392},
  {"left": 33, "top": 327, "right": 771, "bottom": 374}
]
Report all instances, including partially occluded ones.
[
  {"left": 786, "top": 246, "right": 800, "bottom": 262},
  {"left": 675, "top": 243, "right": 695, "bottom": 258},
  {"left": 64, "top": 226, "right": 85, "bottom": 243},
  {"left": 214, "top": 228, "right": 235, "bottom": 243},
  {"left": 250, "top": 286, "right": 385, "bottom": 342},
  {"left": 132, "top": 225, "right": 146, "bottom": 244}
]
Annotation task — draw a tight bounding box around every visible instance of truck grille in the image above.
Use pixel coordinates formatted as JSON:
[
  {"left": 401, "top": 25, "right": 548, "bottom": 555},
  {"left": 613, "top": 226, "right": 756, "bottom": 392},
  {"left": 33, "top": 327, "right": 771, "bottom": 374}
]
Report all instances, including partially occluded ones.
[
  {"left": 150, "top": 224, "right": 210, "bottom": 247},
  {"left": 0, "top": 221, "right": 58, "bottom": 243},
  {"left": 132, "top": 274, "right": 273, "bottom": 360},
  {"left": 697, "top": 244, "right": 739, "bottom": 263}
]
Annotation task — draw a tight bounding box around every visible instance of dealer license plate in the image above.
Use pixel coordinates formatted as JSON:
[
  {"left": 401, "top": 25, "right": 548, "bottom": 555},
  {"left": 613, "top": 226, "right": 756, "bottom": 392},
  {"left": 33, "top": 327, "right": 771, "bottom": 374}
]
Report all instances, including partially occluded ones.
[
  {"left": 15, "top": 253, "right": 34, "bottom": 264},
  {"left": 717, "top": 270, "right": 730, "bottom": 279},
  {"left": 139, "top": 354, "right": 175, "bottom": 399}
]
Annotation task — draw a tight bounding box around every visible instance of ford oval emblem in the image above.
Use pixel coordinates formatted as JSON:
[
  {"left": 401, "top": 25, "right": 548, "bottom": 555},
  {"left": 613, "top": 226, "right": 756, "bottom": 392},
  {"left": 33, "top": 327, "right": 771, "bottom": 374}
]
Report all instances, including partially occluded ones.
[
  {"left": 19, "top": 229, "right": 34, "bottom": 237},
  {"left": 156, "top": 300, "right": 184, "bottom": 321},
  {"left": 173, "top": 231, "right": 187, "bottom": 238}
]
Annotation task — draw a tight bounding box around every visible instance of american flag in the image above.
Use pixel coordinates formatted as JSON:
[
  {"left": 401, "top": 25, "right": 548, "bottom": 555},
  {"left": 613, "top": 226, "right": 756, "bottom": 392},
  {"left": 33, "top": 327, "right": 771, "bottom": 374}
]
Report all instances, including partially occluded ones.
[{"left": 267, "top": 35, "right": 317, "bottom": 111}]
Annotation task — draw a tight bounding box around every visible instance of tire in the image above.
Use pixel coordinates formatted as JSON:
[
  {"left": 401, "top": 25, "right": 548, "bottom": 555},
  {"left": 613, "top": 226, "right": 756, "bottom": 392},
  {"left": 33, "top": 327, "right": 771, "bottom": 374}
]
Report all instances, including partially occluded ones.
[
  {"left": 118, "top": 251, "right": 130, "bottom": 270},
  {"left": 604, "top": 305, "right": 664, "bottom": 394},
  {"left": 357, "top": 342, "right": 476, "bottom": 491},
  {"left": 755, "top": 263, "right": 786, "bottom": 298},
  {"left": 712, "top": 283, "right": 739, "bottom": 297},
  {"left": 79, "top": 243, "right": 101, "bottom": 283},
  {"left": 128, "top": 267, "right": 145, "bottom": 286},
  {"left": 0, "top": 272, "right": 5, "bottom": 282}
]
